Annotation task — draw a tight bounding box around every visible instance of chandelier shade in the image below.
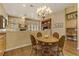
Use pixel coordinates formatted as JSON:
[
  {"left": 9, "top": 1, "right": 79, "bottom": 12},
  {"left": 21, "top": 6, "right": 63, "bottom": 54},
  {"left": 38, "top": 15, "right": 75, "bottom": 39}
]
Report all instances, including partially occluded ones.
[{"left": 37, "top": 6, "right": 52, "bottom": 18}]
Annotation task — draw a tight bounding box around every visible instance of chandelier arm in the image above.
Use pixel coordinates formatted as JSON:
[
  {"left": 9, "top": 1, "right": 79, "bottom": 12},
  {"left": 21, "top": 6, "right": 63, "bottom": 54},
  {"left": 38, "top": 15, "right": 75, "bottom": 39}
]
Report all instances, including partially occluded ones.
[{"left": 37, "top": 5, "right": 52, "bottom": 19}]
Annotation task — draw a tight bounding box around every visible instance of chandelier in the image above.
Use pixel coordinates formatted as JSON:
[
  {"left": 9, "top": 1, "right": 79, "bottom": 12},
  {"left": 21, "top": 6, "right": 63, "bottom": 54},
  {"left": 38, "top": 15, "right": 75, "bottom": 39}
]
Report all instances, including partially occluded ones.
[{"left": 37, "top": 6, "right": 52, "bottom": 19}]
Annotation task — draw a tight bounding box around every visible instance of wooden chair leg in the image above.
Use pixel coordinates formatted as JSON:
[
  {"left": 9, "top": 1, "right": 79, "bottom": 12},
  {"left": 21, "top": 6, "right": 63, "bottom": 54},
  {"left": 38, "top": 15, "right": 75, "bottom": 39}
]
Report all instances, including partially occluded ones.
[
  {"left": 55, "top": 50, "right": 60, "bottom": 56},
  {"left": 32, "top": 49, "right": 38, "bottom": 56},
  {"left": 30, "top": 49, "right": 33, "bottom": 56},
  {"left": 30, "top": 48, "right": 36, "bottom": 56},
  {"left": 52, "top": 51, "right": 55, "bottom": 56},
  {"left": 40, "top": 48, "right": 43, "bottom": 56},
  {"left": 40, "top": 50, "right": 43, "bottom": 56},
  {"left": 36, "top": 50, "right": 42, "bottom": 56},
  {"left": 36, "top": 50, "right": 38, "bottom": 56},
  {"left": 61, "top": 51, "right": 64, "bottom": 56},
  {"left": 57, "top": 52, "right": 59, "bottom": 56}
]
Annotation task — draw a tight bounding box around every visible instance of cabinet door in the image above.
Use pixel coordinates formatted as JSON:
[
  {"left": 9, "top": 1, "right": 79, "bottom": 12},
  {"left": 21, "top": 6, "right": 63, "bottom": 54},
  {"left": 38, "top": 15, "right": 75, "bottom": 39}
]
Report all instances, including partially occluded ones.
[
  {"left": 0, "top": 16, "right": 7, "bottom": 29},
  {"left": 0, "top": 16, "right": 3, "bottom": 29},
  {"left": 0, "top": 35, "right": 6, "bottom": 50},
  {"left": 66, "top": 19, "right": 77, "bottom": 28}
]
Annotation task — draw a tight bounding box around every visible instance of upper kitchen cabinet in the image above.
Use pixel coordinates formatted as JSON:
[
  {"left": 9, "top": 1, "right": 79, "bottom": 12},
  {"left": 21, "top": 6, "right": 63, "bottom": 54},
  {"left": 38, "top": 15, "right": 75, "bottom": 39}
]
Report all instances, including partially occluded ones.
[
  {"left": 41, "top": 18, "right": 51, "bottom": 30},
  {"left": 65, "top": 5, "right": 77, "bottom": 41},
  {"left": 65, "top": 5, "right": 77, "bottom": 14},
  {"left": 0, "top": 15, "right": 7, "bottom": 29},
  {"left": 65, "top": 5, "right": 77, "bottom": 28}
]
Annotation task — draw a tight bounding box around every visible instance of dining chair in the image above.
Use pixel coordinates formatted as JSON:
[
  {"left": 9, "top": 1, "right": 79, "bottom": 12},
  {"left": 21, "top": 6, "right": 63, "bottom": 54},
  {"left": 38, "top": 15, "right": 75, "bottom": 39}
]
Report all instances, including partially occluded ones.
[
  {"left": 51, "top": 35, "right": 65, "bottom": 56},
  {"left": 30, "top": 35, "right": 42, "bottom": 56},
  {"left": 0, "top": 50, "right": 4, "bottom": 56},
  {"left": 53, "top": 32, "right": 59, "bottom": 39},
  {"left": 58, "top": 35, "right": 65, "bottom": 55},
  {"left": 37, "top": 40, "right": 46, "bottom": 55},
  {"left": 37, "top": 40, "right": 53, "bottom": 56},
  {"left": 37, "top": 32, "right": 42, "bottom": 37}
]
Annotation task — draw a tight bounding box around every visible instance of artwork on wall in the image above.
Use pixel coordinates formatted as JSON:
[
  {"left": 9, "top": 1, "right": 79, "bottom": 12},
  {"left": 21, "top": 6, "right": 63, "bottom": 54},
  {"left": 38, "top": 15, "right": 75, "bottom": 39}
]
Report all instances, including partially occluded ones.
[{"left": 53, "top": 23, "right": 63, "bottom": 28}]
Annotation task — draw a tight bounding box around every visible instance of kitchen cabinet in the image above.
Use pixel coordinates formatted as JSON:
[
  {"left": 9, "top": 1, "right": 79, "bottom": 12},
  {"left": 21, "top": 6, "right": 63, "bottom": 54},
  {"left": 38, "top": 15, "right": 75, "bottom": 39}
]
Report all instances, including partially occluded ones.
[
  {"left": 65, "top": 5, "right": 77, "bottom": 41},
  {"left": 0, "top": 16, "right": 7, "bottom": 29},
  {"left": 41, "top": 18, "right": 51, "bottom": 30}
]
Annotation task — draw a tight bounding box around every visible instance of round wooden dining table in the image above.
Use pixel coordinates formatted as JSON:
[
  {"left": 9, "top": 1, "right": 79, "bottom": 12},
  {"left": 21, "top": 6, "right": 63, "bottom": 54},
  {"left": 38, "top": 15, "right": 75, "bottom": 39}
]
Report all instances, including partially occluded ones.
[
  {"left": 37, "top": 36, "right": 59, "bottom": 45},
  {"left": 36, "top": 36, "right": 59, "bottom": 56}
]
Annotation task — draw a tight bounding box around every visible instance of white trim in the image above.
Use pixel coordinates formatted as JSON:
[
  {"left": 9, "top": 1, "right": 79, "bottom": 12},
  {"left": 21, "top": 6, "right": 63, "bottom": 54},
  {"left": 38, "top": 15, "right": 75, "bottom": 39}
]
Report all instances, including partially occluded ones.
[{"left": 5, "top": 43, "right": 31, "bottom": 52}]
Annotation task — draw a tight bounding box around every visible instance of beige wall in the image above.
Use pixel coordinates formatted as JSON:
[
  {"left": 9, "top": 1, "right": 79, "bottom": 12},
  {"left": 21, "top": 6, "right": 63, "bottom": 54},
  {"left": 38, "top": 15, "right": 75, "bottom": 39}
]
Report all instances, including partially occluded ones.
[
  {"left": 0, "top": 4, "right": 5, "bottom": 15},
  {"left": 6, "top": 30, "right": 51, "bottom": 51},
  {"left": 51, "top": 10, "right": 66, "bottom": 38},
  {"left": 0, "top": 4, "right": 8, "bottom": 19}
]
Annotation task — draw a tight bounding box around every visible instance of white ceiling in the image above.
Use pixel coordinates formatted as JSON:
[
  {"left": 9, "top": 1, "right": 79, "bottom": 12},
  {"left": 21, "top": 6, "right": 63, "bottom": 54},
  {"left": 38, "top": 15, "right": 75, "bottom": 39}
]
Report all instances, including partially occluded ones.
[{"left": 2, "top": 3, "right": 76, "bottom": 19}]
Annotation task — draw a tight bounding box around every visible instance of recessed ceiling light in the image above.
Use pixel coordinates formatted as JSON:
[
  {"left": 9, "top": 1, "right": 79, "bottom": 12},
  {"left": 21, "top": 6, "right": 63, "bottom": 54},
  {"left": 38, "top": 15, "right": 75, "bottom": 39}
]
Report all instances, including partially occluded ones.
[{"left": 22, "top": 4, "right": 26, "bottom": 7}]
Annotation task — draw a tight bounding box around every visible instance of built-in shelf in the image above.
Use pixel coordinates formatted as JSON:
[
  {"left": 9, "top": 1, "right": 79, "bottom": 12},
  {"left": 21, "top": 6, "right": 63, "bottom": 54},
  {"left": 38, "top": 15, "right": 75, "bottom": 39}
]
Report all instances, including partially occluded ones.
[
  {"left": 65, "top": 6, "right": 77, "bottom": 41},
  {"left": 66, "top": 11, "right": 77, "bottom": 20},
  {"left": 41, "top": 18, "right": 51, "bottom": 30}
]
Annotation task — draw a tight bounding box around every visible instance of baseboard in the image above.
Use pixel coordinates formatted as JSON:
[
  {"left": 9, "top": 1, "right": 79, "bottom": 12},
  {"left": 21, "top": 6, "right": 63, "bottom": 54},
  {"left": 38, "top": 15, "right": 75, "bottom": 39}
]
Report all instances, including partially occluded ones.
[{"left": 5, "top": 43, "right": 31, "bottom": 52}]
